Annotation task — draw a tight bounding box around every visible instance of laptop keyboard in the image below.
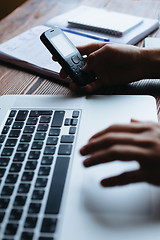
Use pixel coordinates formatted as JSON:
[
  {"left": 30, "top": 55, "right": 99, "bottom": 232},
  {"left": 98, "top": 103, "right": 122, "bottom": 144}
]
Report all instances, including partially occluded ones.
[{"left": 0, "top": 109, "right": 80, "bottom": 240}]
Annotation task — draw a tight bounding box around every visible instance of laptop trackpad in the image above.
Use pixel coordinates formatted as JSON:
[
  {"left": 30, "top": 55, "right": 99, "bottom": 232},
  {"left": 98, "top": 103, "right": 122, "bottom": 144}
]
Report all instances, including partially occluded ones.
[{"left": 82, "top": 161, "right": 154, "bottom": 220}]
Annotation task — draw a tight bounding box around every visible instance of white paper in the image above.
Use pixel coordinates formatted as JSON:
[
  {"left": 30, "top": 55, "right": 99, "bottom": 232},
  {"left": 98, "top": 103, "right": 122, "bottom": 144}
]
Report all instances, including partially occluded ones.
[{"left": 0, "top": 25, "right": 102, "bottom": 79}]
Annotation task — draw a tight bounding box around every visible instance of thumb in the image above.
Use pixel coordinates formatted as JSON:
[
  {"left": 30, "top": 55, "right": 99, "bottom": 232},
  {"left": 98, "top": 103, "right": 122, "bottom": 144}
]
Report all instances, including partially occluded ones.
[
  {"left": 131, "top": 119, "right": 141, "bottom": 123},
  {"left": 82, "top": 52, "right": 95, "bottom": 72}
]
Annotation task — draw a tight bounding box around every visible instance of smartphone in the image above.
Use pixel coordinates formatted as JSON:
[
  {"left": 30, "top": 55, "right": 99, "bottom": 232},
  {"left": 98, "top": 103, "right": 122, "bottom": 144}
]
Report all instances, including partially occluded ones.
[{"left": 40, "top": 27, "right": 95, "bottom": 86}]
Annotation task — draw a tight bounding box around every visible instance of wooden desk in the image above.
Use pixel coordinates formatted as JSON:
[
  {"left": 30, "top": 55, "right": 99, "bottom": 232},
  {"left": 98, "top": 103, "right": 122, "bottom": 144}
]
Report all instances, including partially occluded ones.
[{"left": 0, "top": 0, "right": 160, "bottom": 114}]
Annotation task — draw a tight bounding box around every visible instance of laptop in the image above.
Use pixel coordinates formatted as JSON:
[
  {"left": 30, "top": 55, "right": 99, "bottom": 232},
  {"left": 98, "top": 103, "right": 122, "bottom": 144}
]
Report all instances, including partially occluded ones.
[{"left": 0, "top": 94, "right": 160, "bottom": 240}]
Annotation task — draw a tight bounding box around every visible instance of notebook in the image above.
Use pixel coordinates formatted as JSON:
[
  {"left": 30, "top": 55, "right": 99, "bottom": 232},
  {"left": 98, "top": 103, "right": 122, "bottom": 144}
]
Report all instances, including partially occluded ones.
[
  {"left": 67, "top": 8, "right": 143, "bottom": 37},
  {"left": 46, "top": 5, "right": 159, "bottom": 45},
  {"left": 0, "top": 94, "right": 160, "bottom": 240},
  {"left": 144, "top": 37, "right": 160, "bottom": 47}
]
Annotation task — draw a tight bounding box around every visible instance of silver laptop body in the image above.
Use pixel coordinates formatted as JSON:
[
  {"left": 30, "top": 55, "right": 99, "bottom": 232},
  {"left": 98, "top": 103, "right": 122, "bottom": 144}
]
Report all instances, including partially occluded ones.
[{"left": 0, "top": 94, "right": 159, "bottom": 240}]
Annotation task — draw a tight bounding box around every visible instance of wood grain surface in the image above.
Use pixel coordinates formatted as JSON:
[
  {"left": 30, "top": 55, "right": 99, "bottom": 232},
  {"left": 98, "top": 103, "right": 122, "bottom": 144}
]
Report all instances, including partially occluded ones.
[{"left": 0, "top": 0, "right": 160, "bottom": 117}]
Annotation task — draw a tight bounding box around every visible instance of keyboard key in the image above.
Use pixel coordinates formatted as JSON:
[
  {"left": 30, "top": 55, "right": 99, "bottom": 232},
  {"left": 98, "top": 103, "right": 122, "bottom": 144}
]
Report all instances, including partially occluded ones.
[
  {"left": 46, "top": 137, "right": 58, "bottom": 145},
  {"left": 71, "top": 118, "right": 78, "bottom": 126},
  {"left": 5, "top": 174, "right": 18, "bottom": 184},
  {"left": 9, "top": 163, "right": 22, "bottom": 173},
  {"left": 5, "top": 223, "right": 18, "bottom": 235},
  {"left": 28, "top": 151, "right": 40, "bottom": 160},
  {"left": 5, "top": 138, "right": 17, "bottom": 147},
  {"left": 39, "top": 237, "right": 54, "bottom": 240},
  {"left": 14, "top": 195, "right": 27, "bottom": 207},
  {"left": 29, "top": 110, "right": 52, "bottom": 117},
  {"left": 58, "top": 144, "right": 72, "bottom": 155},
  {"left": 21, "top": 231, "right": 34, "bottom": 240},
  {"left": 18, "top": 183, "right": 31, "bottom": 194},
  {"left": 9, "top": 208, "right": 23, "bottom": 221},
  {"left": 0, "top": 168, "right": 6, "bottom": 177},
  {"left": 31, "top": 141, "right": 43, "bottom": 150},
  {"left": 37, "top": 124, "right": 49, "bottom": 132},
  {"left": 13, "top": 152, "right": 26, "bottom": 162},
  {"left": 64, "top": 118, "right": 71, "bottom": 126},
  {"left": 5, "top": 117, "right": 13, "bottom": 125},
  {"left": 20, "top": 134, "right": 32, "bottom": 142},
  {"left": 61, "top": 135, "right": 74, "bottom": 143},
  {"left": 1, "top": 147, "right": 14, "bottom": 157},
  {"left": 45, "top": 157, "right": 70, "bottom": 214},
  {"left": 23, "top": 125, "right": 35, "bottom": 133},
  {"left": 38, "top": 167, "right": 50, "bottom": 176},
  {"left": 41, "top": 218, "right": 57, "bottom": 233},
  {"left": 35, "top": 178, "right": 48, "bottom": 188},
  {"left": 29, "top": 111, "right": 40, "bottom": 117},
  {"left": 44, "top": 146, "right": 55, "bottom": 155},
  {"left": 2, "top": 126, "right": 10, "bottom": 134},
  {"left": 28, "top": 203, "right": 41, "bottom": 214},
  {"left": 72, "top": 110, "right": 79, "bottom": 118},
  {"left": 9, "top": 129, "right": 21, "bottom": 138},
  {"left": 69, "top": 127, "right": 76, "bottom": 134},
  {"left": 41, "top": 156, "right": 53, "bottom": 165},
  {"left": 17, "top": 143, "right": 29, "bottom": 152},
  {"left": 32, "top": 190, "right": 44, "bottom": 200},
  {"left": 9, "top": 110, "right": 17, "bottom": 117},
  {"left": 0, "top": 157, "right": 9, "bottom": 167},
  {"left": 40, "top": 116, "right": 51, "bottom": 123},
  {"left": 12, "top": 121, "right": 24, "bottom": 129},
  {"left": 0, "top": 211, "right": 5, "bottom": 223},
  {"left": 24, "top": 216, "right": 38, "bottom": 228},
  {"left": 1, "top": 185, "right": 14, "bottom": 196},
  {"left": 0, "top": 135, "right": 6, "bottom": 143},
  {"left": 0, "top": 198, "right": 10, "bottom": 209},
  {"left": 16, "top": 110, "right": 28, "bottom": 121},
  {"left": 51, "top": 111, "right": 65, "bottom": 127},
  {"left": 34, "top": 133, "right": 46, "bottom": 140},
  {"left": 49, "top": 128, "right": 60, "bottom": 136},
  {"left": 25, "top": 161, "right": 37, "bottom": 170},
  {"left": 21, "top": 172, "right": 34, "bottom": 182},
  {"left": 26, "top": 117, "right": 38, "bottom": 125},
  {"left": 38, "top": 110, "right": 53, "bottom": 115}
]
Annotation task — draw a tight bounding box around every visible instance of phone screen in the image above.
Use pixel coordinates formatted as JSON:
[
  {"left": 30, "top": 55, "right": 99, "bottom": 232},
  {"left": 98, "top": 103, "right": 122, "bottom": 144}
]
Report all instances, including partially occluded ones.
[{"left": 51, "top": 34, "right": 75, "bottom": 57}]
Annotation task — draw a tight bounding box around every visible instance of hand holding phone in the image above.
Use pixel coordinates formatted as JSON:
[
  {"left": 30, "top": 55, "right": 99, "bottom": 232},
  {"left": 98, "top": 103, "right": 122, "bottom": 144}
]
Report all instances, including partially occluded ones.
[{"left": 40, "top": 27, "right": 96, "bottom": 86}]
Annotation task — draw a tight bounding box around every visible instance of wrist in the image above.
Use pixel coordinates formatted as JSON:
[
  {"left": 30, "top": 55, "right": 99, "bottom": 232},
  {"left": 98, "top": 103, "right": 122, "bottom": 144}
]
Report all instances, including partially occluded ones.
[{"left": 141, "top": 48, "right": 160, "bottom": 79}]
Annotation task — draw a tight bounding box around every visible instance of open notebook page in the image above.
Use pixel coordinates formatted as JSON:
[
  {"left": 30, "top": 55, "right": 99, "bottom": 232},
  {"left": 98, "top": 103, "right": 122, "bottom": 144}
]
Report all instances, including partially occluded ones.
[{"left": 0, "top": 25, "right": 102, "bottom": 81}]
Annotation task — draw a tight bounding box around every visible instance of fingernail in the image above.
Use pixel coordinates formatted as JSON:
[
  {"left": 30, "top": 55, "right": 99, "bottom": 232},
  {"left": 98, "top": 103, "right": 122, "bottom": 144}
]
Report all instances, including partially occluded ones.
[
  {"left": 83, "top": 159, "right": 90, "bottom": 167},
  {"left": 101, "top": 179, "right": 112, "bottom": 187},
  {"left": 80, "top": 146, "right": 86, "bottom": 155}
]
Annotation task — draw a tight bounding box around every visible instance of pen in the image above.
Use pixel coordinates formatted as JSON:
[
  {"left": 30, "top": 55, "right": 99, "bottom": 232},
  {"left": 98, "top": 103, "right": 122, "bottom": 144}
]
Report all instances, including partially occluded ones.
[{"left": 60, "top": 27, "right": 110, "bottom": 42}]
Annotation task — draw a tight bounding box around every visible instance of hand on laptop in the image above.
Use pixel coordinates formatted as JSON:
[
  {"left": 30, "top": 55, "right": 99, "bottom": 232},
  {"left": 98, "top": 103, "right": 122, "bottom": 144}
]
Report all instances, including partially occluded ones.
[{"left": 80, "top": 119, "right": 160, "bottom": 187}]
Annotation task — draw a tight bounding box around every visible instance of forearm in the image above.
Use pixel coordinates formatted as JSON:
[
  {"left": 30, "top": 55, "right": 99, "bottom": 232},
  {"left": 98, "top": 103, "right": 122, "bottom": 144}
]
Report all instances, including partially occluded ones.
[{"left": 141, "top": 48, "right": 160, "bottom": 79}]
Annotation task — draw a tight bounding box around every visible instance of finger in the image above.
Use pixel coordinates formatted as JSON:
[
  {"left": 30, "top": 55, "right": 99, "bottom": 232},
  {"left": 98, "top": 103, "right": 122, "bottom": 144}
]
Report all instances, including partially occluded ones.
[
  {"left": 69, "top": 82, "right": 79, "bottom": 91},
  {"left": 131, "top": 119, "right": 141, "bottom": 123},
  {"left": 59, "top": 69, "right": 68, "bottom": 79},
  {"left": 89, "top": 123, "right": 153, "bottom": 141},
  {"left": 83, "top": 145, "right": 148, "bottom": 167},
  {"left": 101, "top": 170, "right": 144, "bottom": 187},
  {"left": 84, "top": 79, "right": 103, "bottom": 93},
  {"left": 80, "top": 132, "right": 150, "bottom": 156},
  {"left": 52, "top": 56, "right": 58, "bottom": 62},
  {"left": 69, "top": 82, "right": 86, "bottom": 93},
  {"left": 77, "top": 43, "right": 106, "bottom": 56}
]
